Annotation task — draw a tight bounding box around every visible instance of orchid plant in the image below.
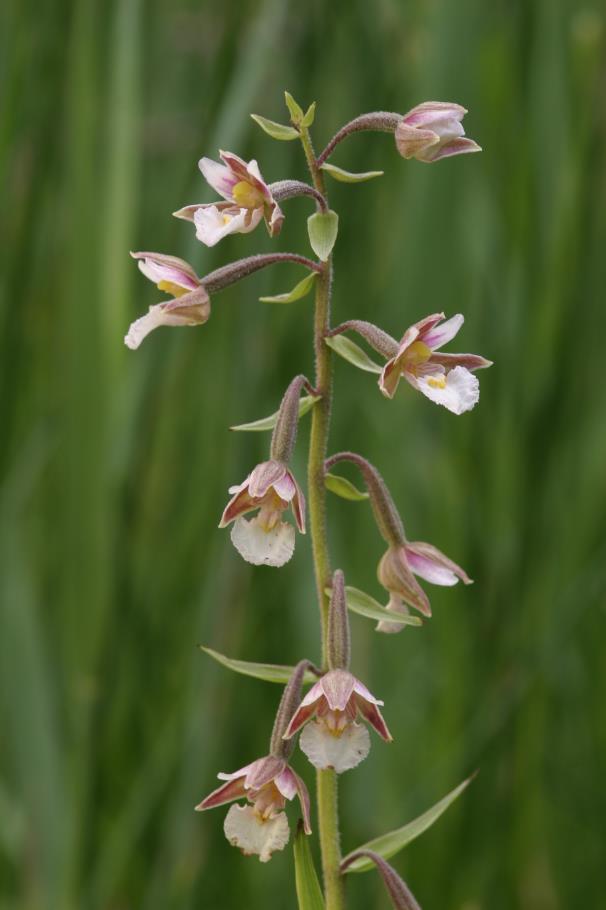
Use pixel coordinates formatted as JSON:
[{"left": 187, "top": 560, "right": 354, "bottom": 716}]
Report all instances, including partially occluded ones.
[{"left": 126, "top": 94, "right": 490, "bottom": 910}]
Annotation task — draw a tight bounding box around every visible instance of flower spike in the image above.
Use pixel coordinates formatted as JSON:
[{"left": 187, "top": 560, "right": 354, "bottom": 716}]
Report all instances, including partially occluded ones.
[
  {"left": 174, "top": 150, "right": 283, "bottom": 246},
  {"left": 125, "top": 252, "right": 210, "bottom": 349}
]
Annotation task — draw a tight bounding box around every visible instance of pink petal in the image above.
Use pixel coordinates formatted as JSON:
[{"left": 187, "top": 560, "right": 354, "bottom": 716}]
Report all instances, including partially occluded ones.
[
  {"left": 290, "top": 481, "right": 306, "bottom": 534},
  {"left": 421, "top": 314, "right": 464, "bottom": 350},
  {"left": 402, "top": 101, "right": 467, "bottom": 127},
  {"left": 219, "top": 483, "right": 255, "bottom": 527},
  {"left": 406, "top": 541, "right": 472, "bottom": 586},
  {"left": 131, "top": 252, "right": 200, "bottom": 291},
  {"left": 430, "top": 351, "right": 493, "bottom": 371},
  {"left": 196, "top": 775, "right": 246, "bottom": 811},
  {"left": 354, "top": 693, "right": 393, "bottom": 742},
  {"left": 292, "top": 770, "right": 312, "bottom": 835},
  {"left": 320, "top": 670, "right": 356, "bottom": 712},
  {"left": 249, "top": 461, "right": 287, "bottom": 499},
  {"left": 423, "top": 137, "right": 482, "bottom": 162},
  {"left": 272, "top": 471, "right": 296, "bottom": 502},
  {"left": 245, "top": 756, "right": 285, "bottom": 791},
  {"left": 216, "top": 760, "right": 255, "bottom": 782},
  {"left": 199, "top": 157, "right": 238, "bottom": 200},
  {"left": 283, "top": 681, "right": 324, "bottom": 739},
  {"left": 379, "top": 358, "right": 403, "bottom": 399}
]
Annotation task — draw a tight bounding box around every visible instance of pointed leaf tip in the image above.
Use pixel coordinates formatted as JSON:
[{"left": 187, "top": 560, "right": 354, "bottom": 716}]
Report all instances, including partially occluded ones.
[
  {"left": 325, "top": 335, "right": 383, "bottom": 374},
  {"left": 342, "top": 775, "right": 475, "bottom": 873},
  {"left": 284, "top": 91, "right": 304, "bottom": 123},
  {"left": 294, "top": 821, "right": 325, "bottom": 910},
  {"left": 251, "top": 113, "right": 300, "bottom": 140},
  {"left": 307, "top": 210, "right": 339, "bottom": 261},
  {"left": 259, "top": 272, "right": 317, "bottom": 304},
  {"left": 230, "top": 394, "right": 320, "bottom": 432},
  {"left": 324, "top": 586, "right": 423, "bottom": 627},
  {"left": 321, "top": 163, "right": 384, "bottom": 183},
  {"left": 198, "top": 646, "right": 318, "bottom": 685}
]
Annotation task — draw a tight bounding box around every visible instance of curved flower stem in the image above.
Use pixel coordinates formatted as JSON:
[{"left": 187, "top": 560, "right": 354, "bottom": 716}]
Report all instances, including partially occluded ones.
[
  {"left": 269, "top": 179, "right": 328, "bottom": 212},
  {"left": 300, "top": 121, "right": 346, "bottom": 910},
  {"left": 201, "top": 252, "right": 322, "bottom": 293},
  {"left": 316, "top": 111, "right": 402, "bottom": 167}
]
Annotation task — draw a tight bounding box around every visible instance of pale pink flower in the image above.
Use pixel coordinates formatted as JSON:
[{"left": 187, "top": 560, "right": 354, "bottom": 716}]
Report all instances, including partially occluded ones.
[
  {"left": 379, "top": 312, "right": 491, "bottom": 414},
  {"left": 174, "top": 150, "right": 283, "bottom": 246},
  {"left": 219, "top": 460, "right": 305, "bottom": 567},
  {"left": 377, "top": 542, "right": 472, "bottom": 633},
  {"left": 197, "top": 754, "right": 310, "bottom": 863},
  {"left": 283, "top": 669, "right": 392, "bottom": 773},
  {"left": 125, "top": 251, "right": 210, "bottom": 349},
  {"left": 395, "top": 102, "right": 481, "bottom": 162}
]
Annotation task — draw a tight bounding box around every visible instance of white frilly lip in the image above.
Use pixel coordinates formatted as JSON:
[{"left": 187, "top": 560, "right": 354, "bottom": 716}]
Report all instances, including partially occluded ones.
[
  {"left": 414, "top": 365, "right": 479, "bottom": 414},
  {"left": 223, "top": 804, "right": 290, "bottom": 863},
  {"left": 299, "top": 720, "right": 370, "bottom": 773},
  {"left": 230, "top": 517, "right": 295, "bottom": 567}
]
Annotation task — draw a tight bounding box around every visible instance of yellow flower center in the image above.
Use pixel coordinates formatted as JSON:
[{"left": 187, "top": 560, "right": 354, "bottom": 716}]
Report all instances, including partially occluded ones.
[
  {"left": 157, "top": 280, "right": 188, "bottom": 297},
  {"left": 404, "top": 340, "right": 432, "bottom": 367},
  {"left": 232, "top": 180, "right": 265, "bottom": 209},
  {"left": 427, "top": 375, "right": 447, "bottom": 389}
]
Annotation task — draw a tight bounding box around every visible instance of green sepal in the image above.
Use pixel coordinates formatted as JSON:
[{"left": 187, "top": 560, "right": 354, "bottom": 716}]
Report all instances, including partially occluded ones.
[
  {"left": 294, "top": 821, "right": 325, "bottom": 910},
  {"left": 301, "top": 102, "right": 316, "bottom": 127},
  {"left": 325, "top": 335, "right": 383, "bottom": 374},
  {"left": 307, "top": 210, "right": 339, "bottom": 261},
  {"left": 250, "top": 113, "right": 299, "bottom": 141},
  {"left": 325, "top": 472, "right": 369, "bottom": 501},
  {"left": 342, "top": 776, "right": 476, "bottom": 873},
  {"left": 259, "top": 271, "right": 317, "bottom": 304},
  {"left": 199, "top": 646, "right": 318, "bottom": 685},
  {"left": 321, "top": 162, "right": 384, "bottom": 183},
  {"left": 284, "top": 91, "right": 304, "bottom": 123},
  {"left": 230, "top": 394, "right": 320, "bottom": 432},
  {"left": 324, "top": 586, "right": 423, "bottom": 628}
]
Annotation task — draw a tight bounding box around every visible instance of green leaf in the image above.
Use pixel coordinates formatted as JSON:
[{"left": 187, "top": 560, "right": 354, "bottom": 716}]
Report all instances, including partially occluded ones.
[
  {"left": 259, "top": 271, "right": 317, "bottom": 304},
  {"left": 324, "top": 586, "right": 423, "bottom": 628},
  {"left": 250, "top": 113, "right": 299, "bottom": 141},
  {"left": 284, "top": 91, "right": 304, "bottom": 124},
  {"left": 230, "top": 394, "right": 320, "bottom": 432},
  {"left": 294, "top": 821, "right": 325, "bottom": 910},
  {"left": 342, "top": 776, "right": 475, "bottom": 873},
  {"left": 199, "top": 646, "right": 318, "bottom": 685},
  {"left": 325, "top": 472, "right": 369, "bottom": 502},
  {"left": 307, "top": 210, "right": 339, "bottom": 261},
  {"left": 301, "top": 102, "right": 316, "bottom": 127},
  {"left": 321, "top": 162, "right": 384, "bottom": 183},
  {"left": 325, "top": 335, "right": 383, "bottom": 374}
]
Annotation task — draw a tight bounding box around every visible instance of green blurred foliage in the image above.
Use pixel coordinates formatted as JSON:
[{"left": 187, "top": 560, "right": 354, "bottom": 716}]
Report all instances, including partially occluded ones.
[{"left": 1, "top": 0, "right": 605, "bottom": 907}]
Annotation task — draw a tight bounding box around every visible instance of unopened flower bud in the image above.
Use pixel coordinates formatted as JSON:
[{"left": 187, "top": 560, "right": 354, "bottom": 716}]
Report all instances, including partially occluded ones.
[
  {"left": 270, "top": 375, "right": 310, "bottom": 465},
  {"left": 341, "top": 851, "right": 421, "bottom": 910},
  {"left": 270, "top": 660, "right": 315, "bottom": 758},
  {"left": 395, "top": 101, "right": 481, "bottom": 163},
  {"left": 327, "top": 570, "right": 350, "bottom": 671}
]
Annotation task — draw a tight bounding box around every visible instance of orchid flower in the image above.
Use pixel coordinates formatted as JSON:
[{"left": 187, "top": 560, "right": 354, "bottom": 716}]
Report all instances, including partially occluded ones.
[
  {"left": 125, "top": 251, "right": 210, "bottom": 350},
  {"left": 377, "top": 541, "right": 472, "bottom": 633},
  {"left": 379, "top": 312, "right": 491, "bottom": 414},
  {"left": 283, "top": 669, "right": 392, "bottom": 773},
  {"left": 197, "top": 754, "right": 311, "bottom": 863},
  {"left": 174, "top": 151, "right": 284, "bottom": 246},
  {"left": 219, "top": 460, "right": 305, "bottom": 567},
  {"left": 395, "top": 102, "right": 481, "bottom": 162}
]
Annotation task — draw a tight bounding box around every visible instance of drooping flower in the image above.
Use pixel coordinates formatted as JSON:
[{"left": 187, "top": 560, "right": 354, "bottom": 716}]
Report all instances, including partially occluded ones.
[
  {"left": 174, "top": 151, "right": 284, "bottom": 246},
  {"left": 376, "top": 541, "right": 472, "bottom": 633},
  {"left": 219, "top": 460, "right": 305, "bottom": 567},
  {"left": 379, "top": 312, "right": 491, "bottom": 414},
  {"left": 283, "top": 669, "right": 392, "bottom": 773},
  {"left": 125, "top": 251, "right": 210, "bottom": 350},
  {"left": 196, "top": 754, "right": 311, "bottom": 863},
  {"left": 395, "top": 102, "right": 481, "bottom": 163}
]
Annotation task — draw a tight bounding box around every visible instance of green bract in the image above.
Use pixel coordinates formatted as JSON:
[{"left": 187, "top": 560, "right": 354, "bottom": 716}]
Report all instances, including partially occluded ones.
[{"left": 307, "top": 210, "right": 339, "bottom": 261}]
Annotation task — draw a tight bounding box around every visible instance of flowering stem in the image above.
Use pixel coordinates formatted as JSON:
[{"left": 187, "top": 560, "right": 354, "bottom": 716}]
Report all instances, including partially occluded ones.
[
  {"left": 300, "top": 121, "right": 346, "bottom": 910},
  {"left": 201, "top": 252, "right": 322, "bottom": 293},
  {"left": 316, "top": 111, "right": 402, "bottom": 167}
]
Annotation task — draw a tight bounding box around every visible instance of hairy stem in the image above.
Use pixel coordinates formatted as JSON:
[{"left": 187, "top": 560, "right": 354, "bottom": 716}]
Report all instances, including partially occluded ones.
[{"left": 300, "top": 121, "right": 346, "bottom": 910}]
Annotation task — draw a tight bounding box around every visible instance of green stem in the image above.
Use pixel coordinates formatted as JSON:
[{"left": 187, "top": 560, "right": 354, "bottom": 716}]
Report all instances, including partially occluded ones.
[{"left": 300, "top": 122, "right": 346, "bottom": 910}]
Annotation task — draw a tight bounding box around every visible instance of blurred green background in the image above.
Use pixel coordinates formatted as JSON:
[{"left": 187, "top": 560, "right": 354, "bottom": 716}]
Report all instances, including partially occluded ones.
[{"left": 1, "top": 0, "right": 605, "bottom": 907}]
